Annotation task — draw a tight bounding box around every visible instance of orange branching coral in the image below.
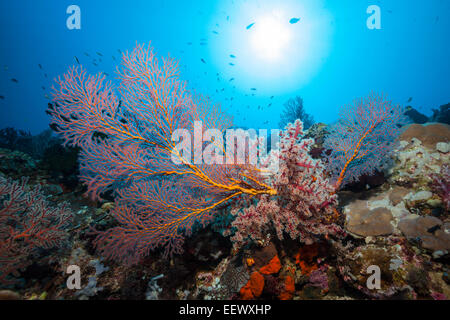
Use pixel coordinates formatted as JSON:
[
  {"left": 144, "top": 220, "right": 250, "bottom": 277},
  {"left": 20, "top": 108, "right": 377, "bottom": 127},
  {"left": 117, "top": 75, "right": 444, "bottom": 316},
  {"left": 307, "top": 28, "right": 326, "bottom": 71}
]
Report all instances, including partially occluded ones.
[
  {"left": 259, "top": 255, "right": 282, "bottom": 275},
  {"left": 240, "top": 271, "right": 265, "bottom": 300},
  {"left": 278, "top": 275, "right": 295, "bottom": 300}
]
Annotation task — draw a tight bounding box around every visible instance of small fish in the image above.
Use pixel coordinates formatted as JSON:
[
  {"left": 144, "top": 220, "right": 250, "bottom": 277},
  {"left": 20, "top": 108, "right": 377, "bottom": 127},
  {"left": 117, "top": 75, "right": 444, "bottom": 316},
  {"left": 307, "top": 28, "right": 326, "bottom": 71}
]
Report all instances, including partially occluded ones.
[
  {"left": 44, "top": 73, "right": 48, "bottom": 78},
  {"left": 250, "top": 88, "right": 256, "bottom": 91},
  {"left": 229, "top": 63, "right": 235, "bottom": 66},
  {"left": 200, "top": 42, "right": 207, "bottom": 46},
  {"left": 187, "top": 42, "right": 193, "bottom": 45},
  {"left": 289, "top": 17, "right": 300, "bottom": 24},
  {"left": 38, "top": 64, "right": 43, "bottom": 70},
  {"left": 407, "top": 97, "right": 413, "bottom": 103},
  {"left": 112, "top": 56, "right": 116, "bottom": 60},
  {"left": 201, "top": 58, "right": 206, "bottom": 64},
  {"left": 230, "top": 54, "right": 236, "bottom": 58},
  {"left": 74, "top": 56, "right": 80, "bottom": 64},
  {"left": 41, "top": 86, "right": 45, "bottom": 90},
  {"left": 427, "top": 225, "right": 441, "bottom": 234},
  {"left": 84, "top": 52, "right": 90, "bottom": 57},
  {"left": 0, "top": 95, "right": 4, "bottom": 100},
  {"left": 270, "top": 96, "right": 274, "bottom": 99},
  {"left": 212, "top": 31, "right": 219, "bottom": 34},
  {"left": 229, "top": 78, "right": 234, "bottom": 81},
  {"left": 246, "top": 23, "right": 255, "bottom": 30},
  {"left": 96, "top": 52, "right": 103, "bottom": 57},
  {"left": 117, "top": 49, "right": 122, "bottom": 54},
  {"left": 11, "top": 78, "right": 18, "bottom": 83}
]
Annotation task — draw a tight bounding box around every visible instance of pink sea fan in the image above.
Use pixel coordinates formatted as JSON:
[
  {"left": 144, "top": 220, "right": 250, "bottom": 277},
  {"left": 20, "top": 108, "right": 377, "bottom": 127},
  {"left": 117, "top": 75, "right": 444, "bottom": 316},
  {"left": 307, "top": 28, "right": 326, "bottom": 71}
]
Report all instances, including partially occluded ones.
[
  {"left": 48, "top": 43, "right": 275, "bottom": 264},
  {"left": 0, "top": 177, "right": 71, "bottom": 284}
]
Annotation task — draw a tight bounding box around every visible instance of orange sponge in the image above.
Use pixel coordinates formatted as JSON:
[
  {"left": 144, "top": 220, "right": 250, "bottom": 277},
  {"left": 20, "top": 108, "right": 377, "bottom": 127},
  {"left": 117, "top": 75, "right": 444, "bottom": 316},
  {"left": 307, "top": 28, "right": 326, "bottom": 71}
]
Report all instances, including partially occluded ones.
[
  {"left": 240, "top": 271, "right": 265, "bottom": 300},
  {"left": 278, "top": 275, "right": 295, "bottom": 300},
  {"left": 259, "top": 255, "right": 282, "bottom": 275}
]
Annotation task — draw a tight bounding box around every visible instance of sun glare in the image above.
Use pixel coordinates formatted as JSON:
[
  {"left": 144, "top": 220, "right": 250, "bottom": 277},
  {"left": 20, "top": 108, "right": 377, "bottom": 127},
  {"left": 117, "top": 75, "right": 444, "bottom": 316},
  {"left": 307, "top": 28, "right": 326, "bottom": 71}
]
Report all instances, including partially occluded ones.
[
  {"left": 210, "top": 0, "right": 333, "bottom": 94},
  {"left": 250, "top": 14, "right": 292, "bottom": 61}
]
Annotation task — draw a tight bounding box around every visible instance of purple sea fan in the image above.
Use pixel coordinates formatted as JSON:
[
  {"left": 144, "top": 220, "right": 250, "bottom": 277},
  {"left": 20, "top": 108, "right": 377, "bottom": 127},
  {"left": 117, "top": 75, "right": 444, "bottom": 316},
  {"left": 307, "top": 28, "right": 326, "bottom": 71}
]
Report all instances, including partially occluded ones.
[{"left": 323, "top": 92, "right": 407, "bottom": 190}]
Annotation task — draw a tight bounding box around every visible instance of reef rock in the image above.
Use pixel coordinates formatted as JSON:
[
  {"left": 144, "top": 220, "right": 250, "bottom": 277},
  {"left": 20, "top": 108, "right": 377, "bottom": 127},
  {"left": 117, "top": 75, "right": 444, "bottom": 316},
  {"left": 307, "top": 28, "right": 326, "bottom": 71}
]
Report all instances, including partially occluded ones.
[
  {"left": 399, "top": 123, "right": 450, "bottom": 149},
  {"left": 344, "top": 188, "right": 411, "bottom": 238},
  {"left": 346, "top": 204, "right": 394, "bottom": 237},
  {"left": 430, "top": 103, "right": 450, "bottom": 125},
  {"left": 398, "top": 216, "right": 450, "bottom": 252},
  {"left": 0, "top": 148, "right": 37, "bottom": 178},
  {"left": 389, "top": 123, "right": 449, "bottom": 192},
  {"left": 335, "top": 241, "right": 417, "bottom": 299}
]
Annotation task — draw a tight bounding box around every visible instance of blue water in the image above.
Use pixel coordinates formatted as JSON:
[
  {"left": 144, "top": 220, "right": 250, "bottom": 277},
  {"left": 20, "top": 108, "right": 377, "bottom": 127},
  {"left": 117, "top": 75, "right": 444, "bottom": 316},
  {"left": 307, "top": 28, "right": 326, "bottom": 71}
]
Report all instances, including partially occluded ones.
[{"left": 0, "top": 0, "right": 449, "bottom": 133}]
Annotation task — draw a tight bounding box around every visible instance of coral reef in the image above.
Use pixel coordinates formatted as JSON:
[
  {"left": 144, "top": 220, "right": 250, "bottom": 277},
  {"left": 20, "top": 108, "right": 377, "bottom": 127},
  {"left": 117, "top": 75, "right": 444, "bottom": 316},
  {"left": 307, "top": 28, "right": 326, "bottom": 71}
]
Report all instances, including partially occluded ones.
[{"left": 1, "top": 41, "right": 449, "bottom": 302}]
